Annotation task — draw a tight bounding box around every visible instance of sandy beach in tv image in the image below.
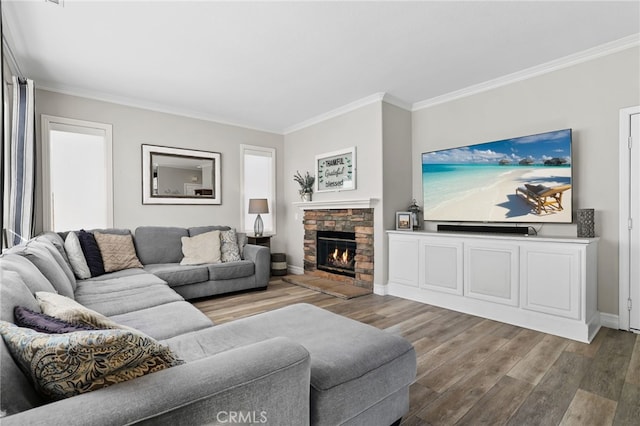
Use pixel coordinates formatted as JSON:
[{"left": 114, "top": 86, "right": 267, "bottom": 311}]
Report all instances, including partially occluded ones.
[{"left": 422, "top": 130, "right": 572, "bottom": 223}]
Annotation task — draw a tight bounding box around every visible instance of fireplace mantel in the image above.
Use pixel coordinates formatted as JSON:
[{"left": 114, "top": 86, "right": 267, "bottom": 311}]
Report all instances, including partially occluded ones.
[{"left": 292, "top": 198, "right": 378, "bottom": 210}]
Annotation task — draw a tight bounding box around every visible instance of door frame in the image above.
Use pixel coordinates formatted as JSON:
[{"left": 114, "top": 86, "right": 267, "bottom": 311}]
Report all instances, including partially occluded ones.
[
  {"left": 41, "top": 115, "right": 113, "bottom": 231},
  {"left": 619, "top": 105, "right": 640, "bottom": 331}
]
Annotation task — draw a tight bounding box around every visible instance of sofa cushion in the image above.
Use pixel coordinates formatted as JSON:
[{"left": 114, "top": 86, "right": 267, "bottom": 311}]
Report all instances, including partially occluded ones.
[
  {"left": 188, "top": 225, "right": 230, "bottom": 237},
  {"left": 74, "top": 275, "right": 183, "bottom": 317},
  {"left": 135, "top": 226, "right": 188, "bottom": 265},
  {"left": 77, "top": 230, "right": 105, "bottom": 277},
  {"left": 208, "top": 260, "right": 255, "bottom": 281},
  {"left": 32, "top": 239, "right": 77, "bottom": 291},
  {"left": 0, "top": 272, "right": 41, "bottom": 323},
  {"left": 0, "top": 272, "right": 47, "bottom": 415},
  {"left": 0, "top": 254, "right": 57, "bottom": 294},
  {"left": 14, "top": 306, "right": 99, "bottom": 333},
  {"left": 17, "top": 242, "right": 75, "bottom": 298},
  {"left": 109, "top": 301, "right": 213, "bottom": 340},
  {"left": 180, "top": 230, "right": 221, "bottom": 265},
  {"left": 76, "top": 273, "right": 167, "bottom": 295},
  {"left": 64, "top": 231, "right": 91, "bottom": 279},
  {"left": 36, "top": 292, "right": 132, "bottom": 331},
  {"left": 220, "top": 229, "right": 242, "bottom": 263},
  {"left": 88, "top": 228, "right": 133, "bottom": 236},
  {"left": 0, "top": 321, "right": 184, "bottom": 401},
  {"left": 94, "top": 232, "right": 143, "bottom": 273},
  {"left": 35, "top": 232, "right": 69, "bottom": 265},
  {"left": 143, "top": 263, "right": 209, "bottom": 287},
  {"left": 81, "top": 267, "right": 148, "bottom": 281},
  {"left": 237, "top": 232, "right": 248, "bottom": 258}
]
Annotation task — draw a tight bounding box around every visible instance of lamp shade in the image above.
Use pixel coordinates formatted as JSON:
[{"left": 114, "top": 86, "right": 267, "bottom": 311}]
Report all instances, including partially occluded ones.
[{"left": 248, "top": 198, "right": 269, "bottom": 214}]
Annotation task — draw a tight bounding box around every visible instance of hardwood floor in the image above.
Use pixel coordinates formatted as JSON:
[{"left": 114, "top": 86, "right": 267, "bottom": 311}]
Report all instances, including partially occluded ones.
[{"left": 193, "top": 278, "right": 640, "bottom": 426}]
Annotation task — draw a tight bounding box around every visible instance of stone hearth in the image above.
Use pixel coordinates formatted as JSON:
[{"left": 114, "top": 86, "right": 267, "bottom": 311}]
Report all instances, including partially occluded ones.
[{"left": 303, "top": 208, "right": 374, "bottom": 290}]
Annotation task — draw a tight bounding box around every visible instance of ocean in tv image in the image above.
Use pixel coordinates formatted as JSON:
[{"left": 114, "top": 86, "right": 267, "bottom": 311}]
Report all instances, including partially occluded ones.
[{"left": 422, "top": 129, "right": 572, "bottom": 223}]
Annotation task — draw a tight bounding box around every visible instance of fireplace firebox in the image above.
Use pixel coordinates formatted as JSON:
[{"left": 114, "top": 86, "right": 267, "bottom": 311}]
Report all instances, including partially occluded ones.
[{"left": 317, "top": 231, "right": 356, "bottom": 278}]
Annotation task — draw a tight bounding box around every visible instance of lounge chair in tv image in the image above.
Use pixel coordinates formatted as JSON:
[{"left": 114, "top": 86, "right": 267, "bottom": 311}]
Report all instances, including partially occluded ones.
[{"left": 516, "top": 183, "right": 572, "bottom": 215}]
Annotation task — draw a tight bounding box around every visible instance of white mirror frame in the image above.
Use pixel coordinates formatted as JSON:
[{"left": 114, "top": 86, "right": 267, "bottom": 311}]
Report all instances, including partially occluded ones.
[{"left": 142, "top": 144, "right": 221, "bottom": 205}]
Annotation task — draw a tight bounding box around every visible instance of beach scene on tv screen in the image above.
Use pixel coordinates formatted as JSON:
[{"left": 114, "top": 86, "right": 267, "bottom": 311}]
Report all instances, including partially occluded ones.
[{"left": 422, "top": 129, "right": 572, "bottom": 223}]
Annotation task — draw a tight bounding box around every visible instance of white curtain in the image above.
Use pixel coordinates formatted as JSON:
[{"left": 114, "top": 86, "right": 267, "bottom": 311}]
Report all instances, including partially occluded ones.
[{"left": 2, "top": 76, "right": 35, "bottom": 247}]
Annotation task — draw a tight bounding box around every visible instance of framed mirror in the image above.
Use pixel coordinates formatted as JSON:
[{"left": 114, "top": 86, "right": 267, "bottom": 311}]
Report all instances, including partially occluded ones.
[{"left": 142, "top": 144, "right": 221, "bottom": 204}]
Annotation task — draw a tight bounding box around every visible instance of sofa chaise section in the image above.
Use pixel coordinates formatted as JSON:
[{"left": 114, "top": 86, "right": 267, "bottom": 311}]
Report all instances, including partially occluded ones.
[{"left": 164, "top": 303, "right": 417, "bottom": 426}]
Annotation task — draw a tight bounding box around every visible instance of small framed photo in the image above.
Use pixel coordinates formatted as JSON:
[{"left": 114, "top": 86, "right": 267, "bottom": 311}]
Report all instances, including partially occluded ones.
[{"left": 396, "top": 212, "right": 412, "bottom": 230}]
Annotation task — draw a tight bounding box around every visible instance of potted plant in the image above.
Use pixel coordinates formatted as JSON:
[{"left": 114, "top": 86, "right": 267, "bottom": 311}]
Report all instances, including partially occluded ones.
[{"left": 294, "top": 170, "right": 315, "bottom": 202}]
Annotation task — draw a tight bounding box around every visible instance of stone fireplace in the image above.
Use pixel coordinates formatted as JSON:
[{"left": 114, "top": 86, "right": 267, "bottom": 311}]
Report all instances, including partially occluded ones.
[{"left": 303, "top": 207, "right": 374, "bottom": 290}]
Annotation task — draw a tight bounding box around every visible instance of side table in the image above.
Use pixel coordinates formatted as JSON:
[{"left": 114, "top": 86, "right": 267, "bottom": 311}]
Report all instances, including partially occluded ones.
[{"left": 247, "top": 235, "right": 272, "bottom": 249}]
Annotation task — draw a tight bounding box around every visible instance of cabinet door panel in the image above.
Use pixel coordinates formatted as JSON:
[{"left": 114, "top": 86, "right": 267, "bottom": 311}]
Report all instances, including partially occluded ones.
[
  {"left": 421, "top": 239, "right": 463, "bottom": 295},
  {"left": 389, "top": 236, "right": 420, "bottom": 287},
  {"left": 465, "top": 243, "right": 519, "bottom": 306},
  {"left": 521, "top": 246, "right": 581, "bottom": 319}
]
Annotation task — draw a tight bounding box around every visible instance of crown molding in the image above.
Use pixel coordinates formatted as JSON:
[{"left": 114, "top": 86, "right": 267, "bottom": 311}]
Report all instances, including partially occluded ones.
[
  {"left": 283, "top": 92, "right": 387, "bottom": 135},
  {"left": 382, "top": 93, "right": 412, "bottom": 111},
  {"left": 35, "top": 81, "right": 283, "bottom": 135},
  {"left": 413, "top": 34, "right": 640, "bottom": 111},
  {"left": 284, "top": 92, "right": 412, "bottom": 134},
  {"left": 25, "top": 31, "right": 639, "bottom": 135}
]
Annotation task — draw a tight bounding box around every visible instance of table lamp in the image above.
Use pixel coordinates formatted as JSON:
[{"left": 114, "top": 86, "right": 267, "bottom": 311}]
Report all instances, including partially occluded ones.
[{"left": 248, "top": 198, "right": 269, "bottom": 237}]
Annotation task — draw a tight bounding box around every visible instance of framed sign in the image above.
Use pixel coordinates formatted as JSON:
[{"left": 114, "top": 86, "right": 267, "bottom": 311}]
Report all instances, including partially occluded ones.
[{"left": 315, "top": 147, "right": 356, "bottom": 192}]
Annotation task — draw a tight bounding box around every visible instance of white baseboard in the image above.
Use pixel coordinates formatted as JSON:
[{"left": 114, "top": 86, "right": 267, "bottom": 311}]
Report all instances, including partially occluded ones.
[
  {"left": 600, "top": 312, "right": 620, "bottom": 330},
  {"left": 374, "top": 284, "right": 388, "bottom": 296},
  {"left": 287, "top": 265, "right": 304, "bottom": 275}
]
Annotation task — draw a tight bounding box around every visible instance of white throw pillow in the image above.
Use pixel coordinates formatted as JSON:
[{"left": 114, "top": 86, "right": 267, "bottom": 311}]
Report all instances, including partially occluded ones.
[
  {"left": 180, "top": 230, "right": 221, "bottom": 265},
  {"left": 64, "top": 231, "right": 91, "bottom": 280}
]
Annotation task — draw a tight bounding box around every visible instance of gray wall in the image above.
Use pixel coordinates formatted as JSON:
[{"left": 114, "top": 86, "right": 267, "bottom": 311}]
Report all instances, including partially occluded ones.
[
  {"left": 283, "top": 101, "right": 384, "bottom": 283},
  {"left": 381, "top": 102, "right": 413, "bottom": 285},
  {"left": 35, "top": 90, "right": 286, "bottom": 250},
  {"left": 411, "top": 47, "right": 640, "bottom": 315},
  {"left": 283, "top": 100, "right": 413, "bottom": 289}
]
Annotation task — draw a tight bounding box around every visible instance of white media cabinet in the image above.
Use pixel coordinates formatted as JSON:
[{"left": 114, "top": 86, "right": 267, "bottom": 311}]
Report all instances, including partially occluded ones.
[{"left": 387, "top": 231, "right": 600, "bottom": 343}]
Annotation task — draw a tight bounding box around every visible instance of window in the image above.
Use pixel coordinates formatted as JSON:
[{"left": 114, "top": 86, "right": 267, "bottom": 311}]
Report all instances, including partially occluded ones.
[
  {"left": 42, "top": 115, "right": 113, "bottom": 231},
  {"left": 240, "top": 145, "right": 276, "bottom": 235}
]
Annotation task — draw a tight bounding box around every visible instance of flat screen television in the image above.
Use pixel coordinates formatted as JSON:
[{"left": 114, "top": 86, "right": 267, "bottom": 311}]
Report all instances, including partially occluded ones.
[{"left": 422, "top": 129, "right": 572, "bottom": 223}]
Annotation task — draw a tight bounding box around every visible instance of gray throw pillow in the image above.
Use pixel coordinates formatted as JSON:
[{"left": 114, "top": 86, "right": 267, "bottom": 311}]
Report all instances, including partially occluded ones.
[{"left": 220, "top": 229, "right": 242, "bottom": 262}]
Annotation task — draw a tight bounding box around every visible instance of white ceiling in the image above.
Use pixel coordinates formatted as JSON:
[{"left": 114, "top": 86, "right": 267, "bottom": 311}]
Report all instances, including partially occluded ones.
[{"left": 3, "top": 1, "right": 639, "bottom": 134}]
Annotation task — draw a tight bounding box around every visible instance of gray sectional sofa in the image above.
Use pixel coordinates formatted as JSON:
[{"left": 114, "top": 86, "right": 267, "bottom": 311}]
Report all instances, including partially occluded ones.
[{"left": 0, "top": 227, "right": 417, "bottom": 425}]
